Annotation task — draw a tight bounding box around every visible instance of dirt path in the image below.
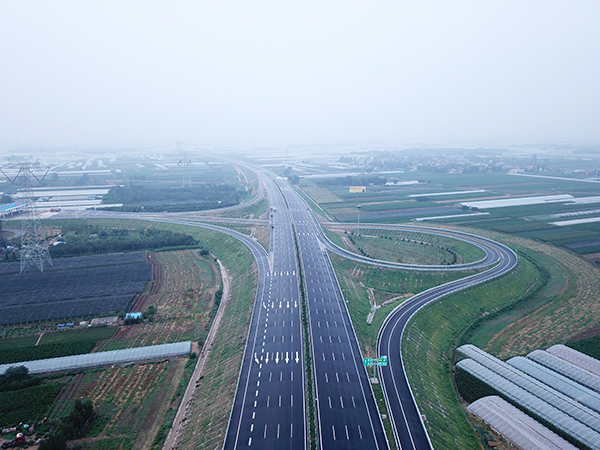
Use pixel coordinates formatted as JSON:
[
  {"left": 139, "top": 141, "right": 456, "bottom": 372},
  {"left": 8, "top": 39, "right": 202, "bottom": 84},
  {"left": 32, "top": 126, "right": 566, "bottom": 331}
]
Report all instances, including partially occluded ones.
[{"left": 162, "top": 259, "right": 232, "bottom": 450}]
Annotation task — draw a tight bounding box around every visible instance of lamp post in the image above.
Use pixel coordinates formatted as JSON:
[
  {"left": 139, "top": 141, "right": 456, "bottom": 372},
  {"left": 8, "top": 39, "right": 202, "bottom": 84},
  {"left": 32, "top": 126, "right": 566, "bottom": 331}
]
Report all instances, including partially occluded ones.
[{"left": 357, "top": 204, "right": 362, "bottom": 235}]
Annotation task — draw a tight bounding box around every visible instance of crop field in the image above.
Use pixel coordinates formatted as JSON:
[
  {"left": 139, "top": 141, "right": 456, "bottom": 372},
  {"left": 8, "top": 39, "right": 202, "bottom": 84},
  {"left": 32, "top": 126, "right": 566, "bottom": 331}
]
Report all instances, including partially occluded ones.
[
  {"left": 301, "top": 171, "right": 600, "bottom": 262},
  {"left": 301, "top": 185, "right": 344, "bottom": 203},
  {"left": 0, "top": 382, "right": 63, "bottom": 428},
  {"left": 301, "top": 170, "right": 600, "bottom": 220},
  {"left": 0, "top": 326, "right": 116, "bottom": 364},
  {"left": 326, "top": 228, "right": 486, "bottom": 265},
  {"left": 48, "top": 358, "right": 188, "bottom": 450},
  {"left": 95, "top": 249, "right": 222, "bottom": 350},
  {"left": 0, "top": 253, "right": 151, "bottom": 326}
]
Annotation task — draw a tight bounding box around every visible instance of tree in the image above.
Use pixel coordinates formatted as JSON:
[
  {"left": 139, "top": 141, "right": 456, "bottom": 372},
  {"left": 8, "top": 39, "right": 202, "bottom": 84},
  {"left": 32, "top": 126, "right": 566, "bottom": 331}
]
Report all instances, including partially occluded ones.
[
  {"left": 2, "top": 365, "right": 30, "bottom": 381},
  {"left": 38, "top": 431, "right": 67, "bottom": 450},
  {"left": 0, "top": 194, "right": 13, "bottom": 204}
]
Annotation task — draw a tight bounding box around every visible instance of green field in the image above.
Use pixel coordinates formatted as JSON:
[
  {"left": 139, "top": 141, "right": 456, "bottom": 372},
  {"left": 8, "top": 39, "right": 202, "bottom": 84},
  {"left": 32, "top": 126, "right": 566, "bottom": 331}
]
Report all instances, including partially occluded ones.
[
  {"left": 0, "top": 327, "right": 117, "bottom": 364},
  {"left": 0, "top": 382, "right": 63, "bottom": 428},
  {"left": 327, "top": 228, "right": 486, "bottom": 265}
]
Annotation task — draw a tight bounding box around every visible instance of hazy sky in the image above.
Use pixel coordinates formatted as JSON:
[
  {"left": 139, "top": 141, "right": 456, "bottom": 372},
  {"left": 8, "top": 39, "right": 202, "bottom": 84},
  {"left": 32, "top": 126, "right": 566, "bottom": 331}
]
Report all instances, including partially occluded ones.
[{"left": 1, "top": 1, "right": 599, "bottom": 147}]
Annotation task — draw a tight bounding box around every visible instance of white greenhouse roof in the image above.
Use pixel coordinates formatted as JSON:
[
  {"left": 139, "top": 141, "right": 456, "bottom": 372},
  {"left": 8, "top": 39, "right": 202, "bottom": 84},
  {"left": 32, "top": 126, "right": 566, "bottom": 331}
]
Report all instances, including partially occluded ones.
[
  {"left": 457, "top": 345, "right": 600, "bottom": 431},
  {"left": 528, "top": 350, "right": 600, "bottom": 394},
  {"left": 459, "top": 194, "right": 574, "bottom": 209},
  {"left": 548, "top": 344, "right": 600, "bottom": 378},
  {"left": 0, "top": 341, "right": 191, "bottom": 375},
  {"left": 468, "top": 396, "right": 578, "bottom": 450},
  {"left": 457, "top": 359, "right": 600, "bottom": 450},
  {"left": 508, "top": 356, "right": 600, "bottom": 414}
]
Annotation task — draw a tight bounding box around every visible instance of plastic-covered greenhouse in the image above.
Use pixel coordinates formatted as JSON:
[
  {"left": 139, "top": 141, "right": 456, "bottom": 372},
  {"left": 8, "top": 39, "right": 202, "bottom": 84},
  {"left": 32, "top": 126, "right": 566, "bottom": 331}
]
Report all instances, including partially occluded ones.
[
  {"left": 548, "top": 344, "right": 600, "bottom": 378},
  {"left": 508, "top": 356, "right": 600, "bottom": 414},
  {"left": 0, "top": 341, "right": 191, "bottom": 375},
  {"left": 468, "top": 396, "right": 578, "bottom": 450},
  {"left": 457, "top": 359, "right": 600, "bottom": 450},
  {"left": 457, "top": 345, "right": 600, "bottom": 431},
  {"left": 528, "top": 349, "right": 600, "bottom": 394}
]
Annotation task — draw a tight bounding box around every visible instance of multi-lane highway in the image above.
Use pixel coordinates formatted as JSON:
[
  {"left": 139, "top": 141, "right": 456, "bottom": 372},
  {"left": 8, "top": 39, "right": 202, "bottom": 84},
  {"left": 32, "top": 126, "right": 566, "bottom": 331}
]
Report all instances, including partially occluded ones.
[
  {"left": 277, "top": 180, "right": 389, "bottom": 450},
  {"left": 220, "top": 178, "right": 306, "bottom": 450}
]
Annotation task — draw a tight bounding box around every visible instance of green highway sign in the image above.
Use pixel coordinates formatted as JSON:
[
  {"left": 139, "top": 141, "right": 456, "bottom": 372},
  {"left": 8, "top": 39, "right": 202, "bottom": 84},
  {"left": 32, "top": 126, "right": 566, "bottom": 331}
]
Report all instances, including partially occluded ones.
[
  {"left": 377, "top": 355, "right": 388, "bottom": 366},
  {"left": 364, "top": 356, "right": 388, "bottom": 367}
]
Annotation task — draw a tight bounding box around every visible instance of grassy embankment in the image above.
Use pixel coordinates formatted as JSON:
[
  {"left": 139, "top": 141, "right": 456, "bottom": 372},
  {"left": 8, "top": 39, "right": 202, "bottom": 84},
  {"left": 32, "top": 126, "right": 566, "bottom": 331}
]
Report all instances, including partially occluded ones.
[{"left": 401, "top": 228, "right": 600, "bottom": 449}]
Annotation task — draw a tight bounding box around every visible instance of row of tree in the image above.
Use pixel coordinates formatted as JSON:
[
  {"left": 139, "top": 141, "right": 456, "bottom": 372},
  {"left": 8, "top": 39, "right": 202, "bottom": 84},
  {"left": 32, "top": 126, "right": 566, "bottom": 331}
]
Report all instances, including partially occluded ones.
[{"left": 50, "top": 226, "right": 200, "bottom": 257}]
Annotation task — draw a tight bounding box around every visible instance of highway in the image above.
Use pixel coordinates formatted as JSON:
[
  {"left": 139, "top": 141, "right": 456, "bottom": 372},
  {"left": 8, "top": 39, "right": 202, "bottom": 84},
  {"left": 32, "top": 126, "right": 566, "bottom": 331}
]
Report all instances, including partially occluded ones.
[
  {"left": 219, "top": 178, "right": 306, "bottom": 450},
  {"left": 276, "top": 180, "right": 389, "bottom": 450}
]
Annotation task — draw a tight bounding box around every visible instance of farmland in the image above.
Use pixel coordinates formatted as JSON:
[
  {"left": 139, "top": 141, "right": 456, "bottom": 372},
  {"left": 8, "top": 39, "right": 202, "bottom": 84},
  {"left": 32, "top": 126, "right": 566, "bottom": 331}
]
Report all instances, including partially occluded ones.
[
  {"left": 0, "top": 215, "right": 257, "bottom": 450},
  {"left": 291, "top": 161, "right": 600, "bottom": 449},
  {"left": 0, "top": 327, "right": 116, "bottom": 364},
  {"left": 0, "top": 252, "right": 151, "bottom": 326},
  {"left": 50, "top": 221, "right": 254, "bottom": 450}
]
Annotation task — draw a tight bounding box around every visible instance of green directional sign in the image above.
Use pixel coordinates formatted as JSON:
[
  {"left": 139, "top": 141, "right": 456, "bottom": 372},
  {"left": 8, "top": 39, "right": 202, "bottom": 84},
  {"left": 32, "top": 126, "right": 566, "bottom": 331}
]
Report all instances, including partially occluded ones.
[
  {"left": 377, "top": 355, "right": 388, "bottom": 366},
  {"left": 363, "top": 358, "right": 374, "bottom": 366}
]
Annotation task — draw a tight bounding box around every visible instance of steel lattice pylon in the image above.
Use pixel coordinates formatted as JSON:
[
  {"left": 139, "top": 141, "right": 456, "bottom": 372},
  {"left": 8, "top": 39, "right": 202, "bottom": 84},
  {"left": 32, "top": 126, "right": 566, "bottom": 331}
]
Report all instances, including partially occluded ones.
[{"left": 0, "top": 162, "right": 53, "bottom": 273}]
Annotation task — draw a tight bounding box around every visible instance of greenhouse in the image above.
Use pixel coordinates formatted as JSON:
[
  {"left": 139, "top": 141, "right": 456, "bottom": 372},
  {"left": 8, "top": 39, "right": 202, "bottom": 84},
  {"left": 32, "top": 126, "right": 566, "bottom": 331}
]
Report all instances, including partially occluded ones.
[
  {"left": 457, "top": 345, "right": 600, "bottom": 431},
  {"left": 457, "top": 358, "right": 600, "bottom": 450},
  {"left": 508, "top": 356, "right": 600, "bottom": 414},
  {"left": 468, "top": 396, "right": 578, "bottom": 450},
  {"left": 0, "top": 341, "right": 191, "bottom": 375},
  {"left": 548, "top": 344, "right": 600, "bottom": 378},
  {"left": 528, "top": 349, "right": 600, "bottom": 394}
]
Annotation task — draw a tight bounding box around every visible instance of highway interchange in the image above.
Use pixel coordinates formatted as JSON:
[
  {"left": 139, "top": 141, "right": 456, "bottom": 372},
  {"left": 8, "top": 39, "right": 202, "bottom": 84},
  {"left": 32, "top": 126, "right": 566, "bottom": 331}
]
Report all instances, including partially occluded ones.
[{"left": 53, "top": 166, "right": 518, "bottom": 449}]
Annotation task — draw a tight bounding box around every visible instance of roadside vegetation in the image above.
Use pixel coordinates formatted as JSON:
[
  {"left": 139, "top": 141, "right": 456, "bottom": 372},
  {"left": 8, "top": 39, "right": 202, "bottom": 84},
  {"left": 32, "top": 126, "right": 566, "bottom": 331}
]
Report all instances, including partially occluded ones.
[
  {"left": 330, "top": 254, "right": 479, "bottom": 357},
  {"left": 400, "top": 227, "right": 600, "bottom": 449}
]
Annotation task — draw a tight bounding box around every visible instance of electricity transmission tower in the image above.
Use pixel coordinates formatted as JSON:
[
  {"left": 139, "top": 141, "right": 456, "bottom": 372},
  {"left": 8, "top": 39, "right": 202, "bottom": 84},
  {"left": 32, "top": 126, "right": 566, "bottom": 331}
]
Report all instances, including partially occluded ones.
[
  {"left": 176, "top": 145, "right": 192, "bottom": 188},
  {"left": 0, "top": 162, "right": 53, "bottom": 273}
]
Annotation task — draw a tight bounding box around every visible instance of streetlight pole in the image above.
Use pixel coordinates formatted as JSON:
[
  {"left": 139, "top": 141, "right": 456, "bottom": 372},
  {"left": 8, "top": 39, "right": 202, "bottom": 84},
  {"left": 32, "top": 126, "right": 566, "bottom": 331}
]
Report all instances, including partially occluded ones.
[{"left": 357, "top": 204, "right": 362, "bottom": 235}]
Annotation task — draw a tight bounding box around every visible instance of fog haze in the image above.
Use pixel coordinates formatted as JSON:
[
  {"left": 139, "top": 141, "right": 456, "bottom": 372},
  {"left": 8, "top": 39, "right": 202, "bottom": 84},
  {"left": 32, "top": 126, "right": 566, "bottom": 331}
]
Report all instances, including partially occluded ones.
[{"left": 1, "top": 1, "right": 599, "bottom": 147}]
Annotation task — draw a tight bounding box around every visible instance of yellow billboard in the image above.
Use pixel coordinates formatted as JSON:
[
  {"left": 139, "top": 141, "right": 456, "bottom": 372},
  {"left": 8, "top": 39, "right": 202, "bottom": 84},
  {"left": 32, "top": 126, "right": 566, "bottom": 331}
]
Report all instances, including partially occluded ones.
[{"left": 349, "top": 186, "right": 366, "bottom": 193}]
